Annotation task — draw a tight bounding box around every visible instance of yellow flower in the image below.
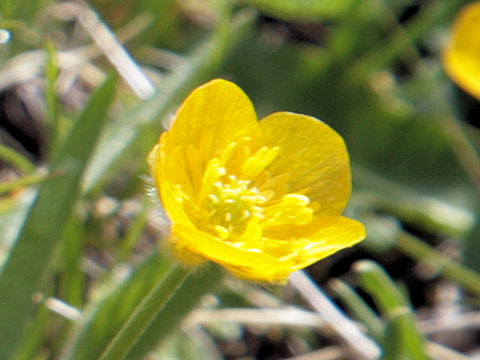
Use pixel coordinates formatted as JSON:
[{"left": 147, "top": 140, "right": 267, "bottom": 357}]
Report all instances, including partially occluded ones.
[
  {"left": 443, "top": 1, "right": 480, "bottom": 100},
  {"left": 147, "top": 79, "right": 365, "bottom": 283}
]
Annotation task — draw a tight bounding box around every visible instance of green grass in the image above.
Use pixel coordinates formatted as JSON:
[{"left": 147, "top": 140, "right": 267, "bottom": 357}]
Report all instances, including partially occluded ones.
[{"left": 0, "top": 0, "right": 479, "bottom": 359}]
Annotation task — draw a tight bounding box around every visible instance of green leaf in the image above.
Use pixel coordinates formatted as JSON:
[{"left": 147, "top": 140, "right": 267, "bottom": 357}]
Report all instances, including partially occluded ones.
[
  {"left": 12, "top": 295, "right": 52, "bottom": 360},
  {"left": 244, "top": 0, "right": 357, "bottom": 21},
  {"left": 354, "top": 260, "right": 410, "bottom": 315},
  {"left": 356, "top": 0, "right": 468, "bottom": 72},
  {"left": 465, "top": 221, "right": 480, "bottom": 274},
  {"left": 126, "top": 264, "right": 223, "bottom": 360},
  {"left": 0, "top": 76, "right": 116, "bottom": 360},
  {"left": 396, "top": 231, "right": 480, "bottom": 297},
  {"left": 44, "top": 41, "right": 61, "bottom": 159},
  {"left": 0, "top": 143, "right": 35, "bottom": 174},
  {"left": 161, "top": 331, "right": 222, "bottom": 360},
  {"left": 60, "top": 217, "right": 87, "bottom": 308},
  {"left": 98, "top": 264, "right": 192, "bottom": 360},
  {"left": 355, "top": 261, "right": 429, "bottom": 359},
  {"left": 62, "top": 252, "right": 173, "bottom": 360},
  {"left": 382, "top": 309, "right": 429, "bottom": 360},
  {"left": 0, "top": 0, "right": 50, "bottom": 22},
  {"left": 62, "top": 253, "right": 223, "bottom": 360},
  {"left": 0, "top": 173, "right": 47, "bottom": 196},
  {"left": 329, "top": 279, "right": 384, "bottom": 340},
  {"left": 0, "top": 191, "right": 36, "bottom": 265}
]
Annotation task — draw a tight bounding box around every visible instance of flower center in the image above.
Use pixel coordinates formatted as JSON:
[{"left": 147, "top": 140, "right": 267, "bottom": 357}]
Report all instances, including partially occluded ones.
[
  {"left": 194, "top": 143, "right": 314, "bottom": 243},
  {"left": 207, "top": 175, "right": 267, "bottom": 239}
]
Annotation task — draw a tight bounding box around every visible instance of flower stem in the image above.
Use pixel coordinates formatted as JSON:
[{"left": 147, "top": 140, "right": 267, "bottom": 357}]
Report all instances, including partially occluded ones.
[{"left": 97, "top": 264, "right": 192, "bottom": 360}]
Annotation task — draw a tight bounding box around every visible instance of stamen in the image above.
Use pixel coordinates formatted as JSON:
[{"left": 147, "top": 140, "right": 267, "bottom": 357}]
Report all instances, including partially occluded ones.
[
  {"left": 215, "top": 225, "right": 230, "bottom": 240},
  {"left": 208, "top": 194, "right": 219, "bottom": 203},
  {"left": 262, "top": 193, "right": 313, "bottom": 226},
  {"left": 205, "top": 170, "right": 268, "bottom": 239},
  {"left": 201, "top": 143, "right": 306, "bottom": 243},
  {"left": 241, "top": 146, "right": 279, "bottom": 179}
]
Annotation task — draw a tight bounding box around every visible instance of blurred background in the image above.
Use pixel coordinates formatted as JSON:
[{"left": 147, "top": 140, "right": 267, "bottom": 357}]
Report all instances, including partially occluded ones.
[{"left": 1, "top": 0, "right": 480, "bottom": 359}]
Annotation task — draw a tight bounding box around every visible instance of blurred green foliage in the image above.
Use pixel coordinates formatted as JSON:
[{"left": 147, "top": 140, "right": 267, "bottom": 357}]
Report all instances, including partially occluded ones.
[{"left": 0, "top": 0, "right": 479, "bottom": 359}]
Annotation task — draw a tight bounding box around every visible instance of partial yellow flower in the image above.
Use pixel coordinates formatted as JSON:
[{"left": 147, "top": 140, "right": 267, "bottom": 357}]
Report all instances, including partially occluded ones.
[
  {"left": 148, "top": 79, "right": 365, "bottom": 283},
  {"left": 443, "top": 1, "right": 480, "bottom": 100}
]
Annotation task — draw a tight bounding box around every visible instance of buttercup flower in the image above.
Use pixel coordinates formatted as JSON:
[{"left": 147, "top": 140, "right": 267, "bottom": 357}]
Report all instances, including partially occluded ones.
[
  {"left": 148, "top": 79, "right": 365, "bottom": 283},
  {"left": 443, "top": 1, "right": 480, "bottom": 100}
]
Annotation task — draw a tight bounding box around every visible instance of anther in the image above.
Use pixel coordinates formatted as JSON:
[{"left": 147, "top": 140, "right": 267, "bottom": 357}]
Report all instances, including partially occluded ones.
[{"left": 208, "top": 194, "right": 219, "bottom": 203}]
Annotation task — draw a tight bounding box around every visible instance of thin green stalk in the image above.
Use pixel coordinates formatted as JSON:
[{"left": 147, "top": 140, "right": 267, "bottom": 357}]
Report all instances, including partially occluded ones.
[
  {"left": 0, "top": 174, "right": 47, "bottom": 195},
  {"left": 118, "top": 199, "right": 152, "bottom": 261},
  {"left": 442, "top": 117, "right": 480, "bottom": 197},
  {"left": 45, "top": 41, "right": 60, "bottom": 159},
  {"left": 396, "top": 231, "right": 480, "bottom": 296},
  {"left": 0, "top": 143, "right": 35, "bottom": 173},
  {"left": 97, "top": 264, "right": 192, "bottom": 360},
  {"left": 354, "top": 261, "right": 429, "bottom": 359},
  {"left": 329, "top": 279, "right": 384, "bottom": 340},
  {"left": 356, "top": 0, "right": 465, "bottom": 72},
  {"left": 354, "top": 260, "right": 410, "bottom": 315}
]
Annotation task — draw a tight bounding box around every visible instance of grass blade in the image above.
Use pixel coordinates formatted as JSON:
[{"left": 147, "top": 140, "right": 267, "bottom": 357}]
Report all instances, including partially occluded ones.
[
  {"left": 244, "top": 0, "right": 356, "bottom": 21},
  {"left": 126, "top": 264, "right": 223, "bottom": 359},
  {"left": 329, "top": 278, "right": 384, "bottom": 340},
  {"left": 98, "top": 264, "right": 191, "bottom": 360},
  {"left": 355, "top": 261, "right": 429, "bottom": 359},
  {"left": 62, "top": 252, "right": 173, "bottom": 360},
  {"left": 0, "top": 143, "right": 35, "bottom": 174},
  {"left": 0, "top": 76, "right": 116, "bottom": 360},
  {"left": 396, "top": 231, "right": 480, "bottom": 296}
]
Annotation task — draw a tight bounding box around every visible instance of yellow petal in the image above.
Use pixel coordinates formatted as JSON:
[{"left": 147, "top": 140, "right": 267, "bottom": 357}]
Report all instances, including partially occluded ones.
[
  {"left": 224, "top": 215, "right": 365, "bottom": 283},
  {"left": 172, "top": 224, "right": 291, "bottom": 276},
  {"left": 169, "top": 79, "right": 259, "bottom": 151},
  {"left": 166, "top": 79, "right": 260, "bottom": 193},
  {"left": 171, "top": 224, "right": 307, "bottom": 283},
  {"left": 290, "top": 216, "right": 366, "bottom": 271},
  {"left": 224, "top": 264, "right": 293, "bottom": 284},
  {"left": 443, "top": 2, "right": 480, "bottom": 100},
  {"left": 259, "top": 112, "right": 351, "bottom": 216}
]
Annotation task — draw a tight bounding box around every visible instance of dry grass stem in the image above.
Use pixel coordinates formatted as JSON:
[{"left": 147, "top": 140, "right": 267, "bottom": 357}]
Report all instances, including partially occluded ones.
[
  {"left": 76, "top": 3, "right": 155, "bottom": 99},
  {"left": 185, "top": 308, "right": 326, "bottom": 329},
  {"left": 289, "top": 270, "right": 381, "bottom": 360}
]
